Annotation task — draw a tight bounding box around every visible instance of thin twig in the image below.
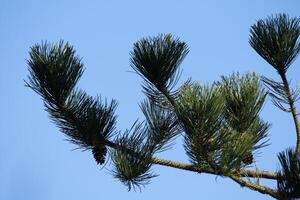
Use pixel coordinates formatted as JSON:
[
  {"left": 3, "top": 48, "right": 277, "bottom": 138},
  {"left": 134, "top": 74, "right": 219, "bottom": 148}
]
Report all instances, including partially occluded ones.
[
  {"left": 280, "top": 73, "right": 300, "bottom": 156},
  {"left": 230, "top": 175, "right": 279, "bottom": 199}
]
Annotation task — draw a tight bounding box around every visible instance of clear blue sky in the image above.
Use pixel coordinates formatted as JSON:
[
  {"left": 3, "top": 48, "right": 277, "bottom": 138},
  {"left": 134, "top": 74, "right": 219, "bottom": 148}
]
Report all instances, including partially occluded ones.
[{"left": 1, "top": 0, "right": 300, "bottom": 199}]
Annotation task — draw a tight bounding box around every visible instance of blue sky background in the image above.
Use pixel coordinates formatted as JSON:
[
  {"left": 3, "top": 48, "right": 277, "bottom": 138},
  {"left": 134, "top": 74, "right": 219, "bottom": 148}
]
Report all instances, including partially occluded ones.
[{"left": 1, "top": 0, "right": 300, "bottom": 199}]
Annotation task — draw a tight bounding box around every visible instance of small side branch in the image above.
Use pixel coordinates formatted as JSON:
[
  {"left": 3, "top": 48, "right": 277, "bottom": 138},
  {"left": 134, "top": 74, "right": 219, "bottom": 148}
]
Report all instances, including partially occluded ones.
[
  {"left": 230, "top": 175, "right": 279, "bottom": 199},
  {"left": 281, "top": 74, "right": 300, "bottom": 156}
]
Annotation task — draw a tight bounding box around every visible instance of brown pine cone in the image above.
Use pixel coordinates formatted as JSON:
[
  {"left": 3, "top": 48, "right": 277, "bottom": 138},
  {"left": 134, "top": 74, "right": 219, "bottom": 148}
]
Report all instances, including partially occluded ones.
[
  {"left": 92, "top": 145, "right": 107, "bottom": 165},
  {"left": 242, "top": 152, "right": 254, "bottom": 165}
]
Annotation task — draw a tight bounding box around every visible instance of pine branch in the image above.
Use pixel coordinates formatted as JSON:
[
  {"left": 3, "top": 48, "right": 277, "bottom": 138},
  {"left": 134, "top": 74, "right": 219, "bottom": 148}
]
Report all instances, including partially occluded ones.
[
  {"left": 280, "top": 74, "right": 300, "bottom": 156},
  {"left": 277, "top": 148, "right": 300, "bottom": 199},
  {"left": 106, "top": 138, "right": 283, "bottom": 199},
  {"left": 249, "top": 14, "right": 300, "bottom": 75},
  {"left": 130, "top": 34, "right": 189, "bottom": 102},
  {"left": 26, "top": 41, "right": 117, "bottom": 165},
  {"left": 230, "top": 175, "right": 280, "bottom": 199},
  {"left": 105, "top": 140, "right": 283, "bottom": 180},
  {"left": 26, "top": 21, "right": 300, "bottom": 198},
  {"left": 110, "top": 123, "right": 156, "bottom": 191},
  {"left": 250, "top": 14, "right": 300, "bottom": 156}
]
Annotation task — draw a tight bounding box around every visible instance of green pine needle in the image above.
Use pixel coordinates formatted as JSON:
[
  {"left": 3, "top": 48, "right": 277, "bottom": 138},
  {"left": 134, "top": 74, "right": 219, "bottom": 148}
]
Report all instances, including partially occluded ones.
[
  {"left": 140, "top": 99, "right": 181, "bottom": 153},
  {"left": 112, "top": 122, "right": 156, "bottom": 191},
  {"left": 178, "top": 73, "right": 269, "bottom": 172},
  {"left": 26, "top": 41, "right": 118, "bottom": 165},
  {"left": 277, "top": 148, "right": 300, "bottom": 199},
  {"left": 130, "top": 34, "right": 189, "bottom": 101},
  {"left": 26, "top": 41, "right": 84, "bottom": 106},
  {"left": 249, "top": 14, "right": 300, "bottom": 75}
]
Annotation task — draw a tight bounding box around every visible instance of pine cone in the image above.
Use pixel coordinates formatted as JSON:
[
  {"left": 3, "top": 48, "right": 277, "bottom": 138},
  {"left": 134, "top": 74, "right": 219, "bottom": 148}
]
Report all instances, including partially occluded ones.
[
  {"left": 92, "top": 145, "right": 107, "bottom": 165},
  {"left": 242, "top": 152, "right": 254, "bottom": 165}
]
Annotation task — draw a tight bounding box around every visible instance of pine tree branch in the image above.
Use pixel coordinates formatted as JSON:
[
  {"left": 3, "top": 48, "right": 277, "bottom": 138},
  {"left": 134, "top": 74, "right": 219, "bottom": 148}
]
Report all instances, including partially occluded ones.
[
  {"left": 106, "top": 139, "right": 282, "bottom": 198},
  {"left": 230, "top": 175, "right": 280, "bottom": 199},
  {"left": 280, "top": 73, "right": 300, "bottom": 156},
  {"left": 151, "top": 157, "right": 284, "bottom": 180},
  {"left": 138, "top": 87, "right": 284, "bottom": 180},
  {"left": 105, "top": 140, "right": 282, "bottom": 180},
  {"left": 235, "top": 169, "right": 283, "bottom": 180},
  {"left": 152, "top": 157, "right": 284, "bottom": 180}
]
